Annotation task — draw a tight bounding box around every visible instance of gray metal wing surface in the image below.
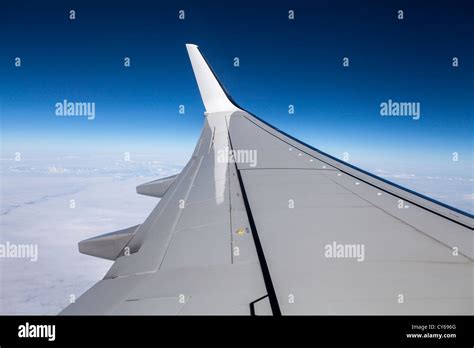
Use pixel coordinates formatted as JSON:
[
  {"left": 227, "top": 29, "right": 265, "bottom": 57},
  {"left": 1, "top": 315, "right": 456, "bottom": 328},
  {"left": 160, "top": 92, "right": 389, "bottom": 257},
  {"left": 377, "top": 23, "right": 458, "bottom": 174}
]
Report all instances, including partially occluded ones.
[{"left": 60, "top": 44, "right": 473, "bottom": 315}]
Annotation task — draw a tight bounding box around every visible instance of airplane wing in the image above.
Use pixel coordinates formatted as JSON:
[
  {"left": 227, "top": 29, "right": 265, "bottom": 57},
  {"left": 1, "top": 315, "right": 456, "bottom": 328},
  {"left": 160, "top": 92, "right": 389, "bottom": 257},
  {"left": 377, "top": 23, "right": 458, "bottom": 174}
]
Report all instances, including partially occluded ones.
[{"left": 60, "top": 44, "right": 473, "bottom": 315}]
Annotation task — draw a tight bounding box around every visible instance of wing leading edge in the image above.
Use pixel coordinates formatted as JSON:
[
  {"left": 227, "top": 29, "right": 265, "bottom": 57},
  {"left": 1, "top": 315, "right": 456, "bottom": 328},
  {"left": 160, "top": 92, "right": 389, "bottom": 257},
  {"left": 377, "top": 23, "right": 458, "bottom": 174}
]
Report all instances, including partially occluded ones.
[{"left": 61, "top": 44, "right": 473, "bottom": 315}]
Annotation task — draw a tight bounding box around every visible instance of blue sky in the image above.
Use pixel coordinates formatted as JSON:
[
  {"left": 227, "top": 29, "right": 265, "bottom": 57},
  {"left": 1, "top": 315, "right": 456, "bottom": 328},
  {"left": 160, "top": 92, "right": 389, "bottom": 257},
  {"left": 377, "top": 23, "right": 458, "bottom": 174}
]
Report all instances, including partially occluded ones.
[{"left": 1, "top": 0, "right": 473, "bottom": 212}]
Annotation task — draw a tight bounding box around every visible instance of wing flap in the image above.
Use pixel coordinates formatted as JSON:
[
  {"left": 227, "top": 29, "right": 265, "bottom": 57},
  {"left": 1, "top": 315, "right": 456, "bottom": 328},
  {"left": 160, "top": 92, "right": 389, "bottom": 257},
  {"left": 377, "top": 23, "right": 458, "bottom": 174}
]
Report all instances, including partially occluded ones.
[
  {"left": 136, "top": 174, "right": 178, "bottom": 198},
  {"left": 78, "top": 225, "right": 140, "bottom": 260}
]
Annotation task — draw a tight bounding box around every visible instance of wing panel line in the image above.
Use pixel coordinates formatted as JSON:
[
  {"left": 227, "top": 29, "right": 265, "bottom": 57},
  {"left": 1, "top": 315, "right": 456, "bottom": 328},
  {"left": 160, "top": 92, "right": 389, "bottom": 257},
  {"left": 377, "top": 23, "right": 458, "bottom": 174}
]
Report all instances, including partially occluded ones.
[{"left": 226, "top": 123, "right": 281, "bottom": 316}]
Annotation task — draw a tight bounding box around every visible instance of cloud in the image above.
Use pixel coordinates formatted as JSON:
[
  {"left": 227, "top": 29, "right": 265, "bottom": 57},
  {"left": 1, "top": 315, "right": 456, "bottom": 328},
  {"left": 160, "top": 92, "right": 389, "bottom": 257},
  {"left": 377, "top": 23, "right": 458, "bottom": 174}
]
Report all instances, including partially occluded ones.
[
  {"left": 463, "top": 193, "right": 474, "bottom": 201},
  {"left": 0, "top": 155, "right": 183, "bottom": 314},
  {"left": 367, "top": 169, "right": 473, "bottom": 214}
]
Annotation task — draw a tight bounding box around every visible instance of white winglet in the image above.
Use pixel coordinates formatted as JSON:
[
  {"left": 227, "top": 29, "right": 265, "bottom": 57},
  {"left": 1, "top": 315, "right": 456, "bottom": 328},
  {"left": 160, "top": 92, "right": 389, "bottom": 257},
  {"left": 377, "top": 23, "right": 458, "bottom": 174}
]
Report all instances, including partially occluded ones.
[{"left": 186, "top": 44, "right": 240, "bottom": 114}]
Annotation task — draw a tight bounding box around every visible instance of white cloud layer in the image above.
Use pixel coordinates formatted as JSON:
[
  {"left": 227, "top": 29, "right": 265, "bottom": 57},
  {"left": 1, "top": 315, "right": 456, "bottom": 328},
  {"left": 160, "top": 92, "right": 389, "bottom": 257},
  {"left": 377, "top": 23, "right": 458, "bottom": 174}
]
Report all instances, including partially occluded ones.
[{"left": 0, "top": 155, "right": 181, "bottom": 314}]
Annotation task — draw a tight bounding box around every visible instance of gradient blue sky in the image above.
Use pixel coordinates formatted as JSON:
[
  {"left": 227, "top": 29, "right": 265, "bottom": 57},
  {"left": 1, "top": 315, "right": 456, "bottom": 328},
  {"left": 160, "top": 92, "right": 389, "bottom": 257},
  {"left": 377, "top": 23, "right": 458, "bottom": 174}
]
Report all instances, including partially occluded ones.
[{"left": 1, "top": 0, "right": 473, "bottom": 211}]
